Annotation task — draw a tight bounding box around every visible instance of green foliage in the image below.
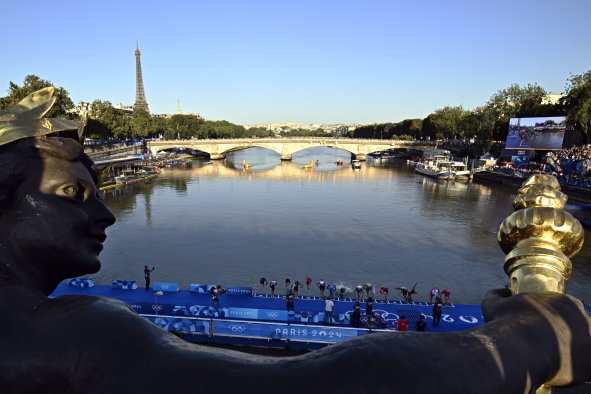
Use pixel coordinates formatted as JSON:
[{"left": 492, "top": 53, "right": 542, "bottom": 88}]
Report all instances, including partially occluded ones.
[
  {"left": 130, "top": 109, "right": 151, "bottom": 138},
  {"left": 429, "top": 106, "right": 468, "bottom": 139},
  {"left": 0, "top": 75, "right": 74, "bottom": 118},
  {"left": 352, "top": 120, "right": 421, "bottom": 140},
  {"left": 483, "top": 83, "right": 548, "bottom": 140},
  {"left": 278, "top": 128, "right": 332, "bottom": 137},
  {"left": 193, "top": 120, "right": 247, "bottom": 139},
  {"left": 562, "top": 70, "right": 591, "bottom": 139},
  {"left": 246, "top": 127, "right": 276, "bottom": 138},
  {"left": 164, "top": 114, "right": 205, "bottom": 139},
  {"left": 86, "top": 100, "right": 129, "bottom": 139}
]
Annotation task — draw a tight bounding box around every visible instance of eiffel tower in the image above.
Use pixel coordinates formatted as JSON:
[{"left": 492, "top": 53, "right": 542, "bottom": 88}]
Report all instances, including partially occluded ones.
[{"left": 134, "top": 43, "right": 149, "bottom": 113}]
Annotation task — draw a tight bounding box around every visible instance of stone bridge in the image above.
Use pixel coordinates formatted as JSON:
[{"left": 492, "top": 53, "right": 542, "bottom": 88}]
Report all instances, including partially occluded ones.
[{"left": 147, "top": 138, "right": 435, "bottom": 161}]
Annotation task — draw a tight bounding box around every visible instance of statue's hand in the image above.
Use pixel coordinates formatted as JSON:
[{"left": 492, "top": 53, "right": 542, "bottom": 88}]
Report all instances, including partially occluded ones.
[{"left": 482, "top": 289, "right": 591, "bottom": 387}]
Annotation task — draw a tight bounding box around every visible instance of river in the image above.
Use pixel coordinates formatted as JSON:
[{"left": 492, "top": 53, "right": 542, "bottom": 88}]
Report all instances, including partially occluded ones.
[{"left": 96, "top": 147, "right": 591, "bottom": 304}]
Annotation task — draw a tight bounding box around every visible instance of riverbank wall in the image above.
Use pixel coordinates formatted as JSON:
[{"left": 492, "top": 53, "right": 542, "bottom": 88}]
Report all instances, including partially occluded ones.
[{"left": 473, "top": 172, "right": 591, "bottom": 204}]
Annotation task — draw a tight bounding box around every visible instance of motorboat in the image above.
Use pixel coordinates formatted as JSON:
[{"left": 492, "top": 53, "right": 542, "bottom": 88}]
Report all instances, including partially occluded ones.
[
  {"left": 450, "top": 160, "right": 471, "bottom": 179},
  {"left": 351, "top": 160, "right": 362, "bottom": 170},
  {"left": 114, "top": 170, "right": 138, "bottom": 184},
  {"left": 415, "top": 156, "right": 456, "bottom": 180}
]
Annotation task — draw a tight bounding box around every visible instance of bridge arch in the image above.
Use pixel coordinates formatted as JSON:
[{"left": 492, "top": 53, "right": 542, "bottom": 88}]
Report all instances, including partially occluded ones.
[{"left": 147, "top": 138, "right": 435, "bottom": 161}]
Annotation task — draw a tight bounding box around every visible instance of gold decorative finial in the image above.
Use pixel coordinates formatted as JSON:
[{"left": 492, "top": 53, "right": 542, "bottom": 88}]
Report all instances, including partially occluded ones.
[
  {"left": 498, "top": 174, "right": 584, "bottom": 295},
  {"left": 0, "top": 87, "right": 84, "bottom": 146}
]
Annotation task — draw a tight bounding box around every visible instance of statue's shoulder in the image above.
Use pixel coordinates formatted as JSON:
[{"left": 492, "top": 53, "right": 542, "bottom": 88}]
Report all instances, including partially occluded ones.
[{"left": 39, "top": 294, "right": 145, "bottom": 326}]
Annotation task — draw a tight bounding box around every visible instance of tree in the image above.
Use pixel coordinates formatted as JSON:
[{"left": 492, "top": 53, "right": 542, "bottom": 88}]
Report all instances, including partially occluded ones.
[
  {"left": 86, "top": 100, "right": 129, "bottom": 139},
  {"left": 484, "top": 83, "right": 547, "bottom": 141},
  {"left": 562, "top": 70, "right": 591, "bottom": 142},
  {"left": 429, "top": 106, "right": 468, "bottom": 139},
  {"left": 166, "top": 114, "right": 204, "bottom": 139},
  {"left": 0, "top": 75, "right": 74, "bottom": 118},
  {"left": 130, "top": 109, "right": 151, "bottom": 138}
]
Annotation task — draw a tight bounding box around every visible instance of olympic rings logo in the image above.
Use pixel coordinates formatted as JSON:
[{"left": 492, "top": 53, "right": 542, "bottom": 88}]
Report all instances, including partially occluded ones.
[
  {"left": 161, "top": 284, "right": 170, "bottom": 289},
  {"left": 267, "top": 312, "right": 279, "bottom": 318},
  {"left": 152, "top": 305, "right": 163, "bottom": 312},
  {"left": 229, "top": 324, "right": 246, "bottom": 332}
]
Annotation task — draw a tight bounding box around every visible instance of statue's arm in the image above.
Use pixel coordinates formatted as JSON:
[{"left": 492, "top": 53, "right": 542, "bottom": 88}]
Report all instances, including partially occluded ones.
[{"left": 21, "top": 291, "right": 590, "bottom": 393}]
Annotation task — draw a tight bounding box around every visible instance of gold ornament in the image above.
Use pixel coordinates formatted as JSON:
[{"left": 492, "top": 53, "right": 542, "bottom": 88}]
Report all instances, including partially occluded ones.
[
  {"left": 498, "top": 173, "right": 584, "bottom": 294},
  {"left": 0, "top": 87, "right": 84, "bottom": 146}
]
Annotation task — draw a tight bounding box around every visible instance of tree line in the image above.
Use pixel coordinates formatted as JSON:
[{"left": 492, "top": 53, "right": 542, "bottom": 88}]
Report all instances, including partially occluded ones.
[{"left": 1, "top": 72, "right": 590, "bottom": 146}]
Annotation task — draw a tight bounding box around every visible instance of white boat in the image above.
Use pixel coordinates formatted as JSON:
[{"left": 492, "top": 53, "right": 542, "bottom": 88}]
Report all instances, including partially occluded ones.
[
  {"left": 450, "top": 160, "right": 471, "bottom": 178},
  {"left": 114, "top": 170, "right": 138, "bottom": 184},
  {"left": 351, "top": 160, "right": 362, "bottom": 170},
  {"left": 415, "top": 156, "right": 456, "bottom": 180}
]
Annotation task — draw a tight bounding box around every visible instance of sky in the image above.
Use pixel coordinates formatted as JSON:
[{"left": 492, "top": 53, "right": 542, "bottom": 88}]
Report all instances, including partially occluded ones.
[{"left": 2, "top": 0, "right": 590, "bottom": 125}]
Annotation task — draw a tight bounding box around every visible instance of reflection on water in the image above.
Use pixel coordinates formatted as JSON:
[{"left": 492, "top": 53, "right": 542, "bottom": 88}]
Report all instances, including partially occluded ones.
[{"left": 98, "top": 147, "right": 591, "bottom": 304}]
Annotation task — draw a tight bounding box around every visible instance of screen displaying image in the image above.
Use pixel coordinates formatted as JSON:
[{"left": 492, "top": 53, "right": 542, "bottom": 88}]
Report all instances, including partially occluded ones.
[
  {"left": 511, "top": 155, "right": 530, "bottom": 169},
  {"left": 505, "top": 116, "right": 566, "bottom": 150}
]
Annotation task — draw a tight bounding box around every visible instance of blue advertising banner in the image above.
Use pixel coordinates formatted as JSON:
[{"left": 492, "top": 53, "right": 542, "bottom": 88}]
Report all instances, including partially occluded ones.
[
  {"left": 225, "top": 286, "right": 253, "bottom": 296},
  {"left": 271, "top": 325, "right": 358, "bottom": 343},
  {"left": 152, "top": 282, "right": 179, "bottom": 293},
  {"left": 257, "top": 309, "right": 288, "bottom": 321},
  {"left": 226, "top": 307, "right": 258, "bottom": 320},
  {"left": 69, "top": 277, "right": 94, "bottom": 288},
  {"left": 190, "top": 284, "right": 215, "bottom": 294},
  {"left": 112, "top": 279, "right": 137, "bottom": 290}
]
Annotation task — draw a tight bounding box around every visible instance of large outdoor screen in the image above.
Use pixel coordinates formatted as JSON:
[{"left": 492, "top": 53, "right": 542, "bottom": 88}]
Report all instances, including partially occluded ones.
[{"left": 505, "top": 116, "right": 566, "bottom": 150}]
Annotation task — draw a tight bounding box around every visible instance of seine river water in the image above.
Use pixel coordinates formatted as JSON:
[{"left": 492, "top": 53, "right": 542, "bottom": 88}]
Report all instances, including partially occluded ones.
[{"left": 97, "top": 147, "right": 591, "bottom": 304}]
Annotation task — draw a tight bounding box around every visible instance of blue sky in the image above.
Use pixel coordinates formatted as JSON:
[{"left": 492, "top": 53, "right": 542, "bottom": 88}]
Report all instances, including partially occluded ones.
[{"left": 2, "top": 0, "right": 590, "bottom": 125}]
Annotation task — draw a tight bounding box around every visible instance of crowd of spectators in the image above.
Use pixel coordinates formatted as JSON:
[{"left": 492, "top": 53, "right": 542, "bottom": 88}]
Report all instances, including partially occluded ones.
[{"left": 492, "top": 143, "right": 591, "bottom": 189}]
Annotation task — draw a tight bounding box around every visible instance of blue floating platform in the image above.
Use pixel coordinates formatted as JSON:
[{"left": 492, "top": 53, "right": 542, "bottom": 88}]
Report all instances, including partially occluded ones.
[{"left": 51, "top": 280, "right": 591, "bottom": 350}]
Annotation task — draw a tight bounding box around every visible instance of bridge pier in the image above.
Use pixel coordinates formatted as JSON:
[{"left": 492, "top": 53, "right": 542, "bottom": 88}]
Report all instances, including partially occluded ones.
[
  {"left": 210, "top": 153, "right": 225, "bottom": 160},
  {"left": 354, "top": 153, "right": 367, "bottom": 161},
  {"left": 280, "top": 154, "right": 292, "bottom": 161}
]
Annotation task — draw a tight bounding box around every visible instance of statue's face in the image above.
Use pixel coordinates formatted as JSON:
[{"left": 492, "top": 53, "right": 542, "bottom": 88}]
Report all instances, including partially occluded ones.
[{"left": 5, "top": 155, "right": 116, "bottom": 279}]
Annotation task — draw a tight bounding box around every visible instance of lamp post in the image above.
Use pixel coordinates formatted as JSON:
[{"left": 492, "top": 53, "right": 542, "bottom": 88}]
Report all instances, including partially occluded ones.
[{"left": 497, "top": 174, "right": 584, "bottom": 393}]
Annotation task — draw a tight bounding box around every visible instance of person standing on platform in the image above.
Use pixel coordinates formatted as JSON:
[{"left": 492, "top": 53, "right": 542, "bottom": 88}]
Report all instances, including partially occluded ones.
[
  {"left": 324, "top": 297, "right": 335, "bottom": 325},
  {"left": 144, "top": 265, "right": 155, "bottom": 290},
  {"left": 285, "top": 278, "right": 291, "bottom": 294},
  {"left": 365, "top": 297, "right": 374, "bottom": 317},
  {"left": 363, "top": 283, "right": 373, "bottom": 300},
  {"left": 350, "top": 302, "right": 361, "bottom": 328},
  {"left": 442, "top": 289, "right": 451, "bottom": 305},
  {"left": 380, "top": 285, "right": 389, "bottom": 301},
  {"left": 416, "top": 314, "right": 427, "bottom": 332},
  {"left": 318, "top": 279, "right": 326, "bottom": 298},
  {"left": 269, "top": 280, "right": 277, "bottom": 297},
  {"left": 430, "top": 286, "right": 440, "bottom": 303},
  {"left": 293, "top": 280, "right": 301, "bottom": 295},
  {"left": 396, "top": 316, "right": 409, "bottom": 331},
  {"left": 306, "top": 276, "right": 312, "bottom": 291},
  {"left": 211, "top": 286, "right": 220, "bottom": 308},
  {"left": 432, "top": 297, "right": 443, "bottom": 327},
  {"left": 355, "top": 284, "right": 363, "bottom": 302},
  {"left": 259, "top": 277, "right": 267, "bottom": 291},
  {"left": 286, "top": 292, "right": 295, "bottom": 312},
  {"left": 328, "top": 282, "right": 337, "bottom": 299}
]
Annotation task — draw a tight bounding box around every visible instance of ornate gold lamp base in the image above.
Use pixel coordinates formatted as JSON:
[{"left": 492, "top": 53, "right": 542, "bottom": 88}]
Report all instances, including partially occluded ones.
[{"left": 497, "top": 174, "right": 584, "bottom": 392}]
